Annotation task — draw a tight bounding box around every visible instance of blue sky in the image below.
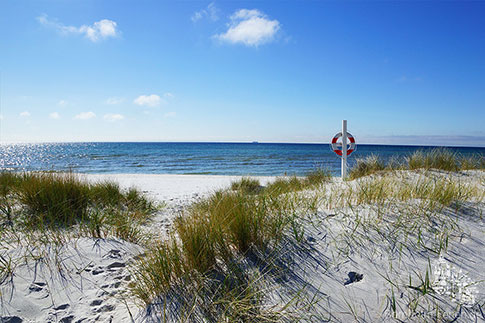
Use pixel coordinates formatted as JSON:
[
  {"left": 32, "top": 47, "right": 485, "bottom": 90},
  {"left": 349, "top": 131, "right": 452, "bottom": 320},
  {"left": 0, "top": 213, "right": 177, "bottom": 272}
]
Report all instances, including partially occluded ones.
[{"left": 1, "top": 1, "right": 484, "bottom": 146}]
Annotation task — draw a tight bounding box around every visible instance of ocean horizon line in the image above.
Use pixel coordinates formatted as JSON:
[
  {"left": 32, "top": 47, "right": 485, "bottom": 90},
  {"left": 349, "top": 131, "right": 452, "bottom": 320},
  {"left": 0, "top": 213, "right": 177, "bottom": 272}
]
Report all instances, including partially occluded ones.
[{"left": 2, "top": 140, "right": 485, "bottom": 149}]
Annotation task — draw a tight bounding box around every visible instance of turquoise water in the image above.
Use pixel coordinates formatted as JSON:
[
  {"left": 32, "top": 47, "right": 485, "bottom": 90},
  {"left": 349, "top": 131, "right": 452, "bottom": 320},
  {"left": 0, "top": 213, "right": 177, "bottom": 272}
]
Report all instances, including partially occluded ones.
[{"left": 0, "top": 142, "right": 483, "bottom": 176}]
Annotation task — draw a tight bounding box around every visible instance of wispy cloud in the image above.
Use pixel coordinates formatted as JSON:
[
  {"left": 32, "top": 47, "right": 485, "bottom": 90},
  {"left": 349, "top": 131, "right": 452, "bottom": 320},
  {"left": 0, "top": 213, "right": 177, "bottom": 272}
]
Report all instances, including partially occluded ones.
[
  {"left": 103, "top": 113, "right": 124, "bottom": 122},
  {"left": 49, "top": 112, "right": 60, "bottom": 119},
  {"left": 0, "top": 114, "right": 3, "bottom": 120},
  {"left": 57, "top": 100, "right": 68, "bottom": 107},
  {"left": 74, "top": 111, "right": 96, "bottom": 120},
  {"left": 164, "top": 92, "right": 174, "bottom": 99},
  {"left": 105, "top": 97, "right": 124, "bottom": 105},
  {"left": 192, "top": 2, "right": 220, "bottom": 22},
  {"left": 20, "top": 111, "right": 31, "bottom": 118},
  {"left": 215, "top": 9, "right": 280, "bottom": 47},
  {"left": 134, "top": 94, "right": 161, "bottom": 107},
  {"left": 361, "top": 135, "right": 485, "bottom": 147},
  {"left": 37, "top": 14, "right": 119, "bottom": 42}
]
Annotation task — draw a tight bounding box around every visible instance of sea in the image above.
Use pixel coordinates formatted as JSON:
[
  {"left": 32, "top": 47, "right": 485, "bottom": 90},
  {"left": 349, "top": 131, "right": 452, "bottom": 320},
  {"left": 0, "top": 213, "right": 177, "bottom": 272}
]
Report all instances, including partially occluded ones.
[{"left": 0, "top": 142, "right": 484, "bottom": 176}]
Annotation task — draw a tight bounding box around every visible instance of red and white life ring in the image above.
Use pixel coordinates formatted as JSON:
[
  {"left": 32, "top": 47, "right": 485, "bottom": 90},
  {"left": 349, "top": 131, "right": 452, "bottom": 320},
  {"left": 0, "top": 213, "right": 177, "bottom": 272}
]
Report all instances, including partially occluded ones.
[{"left": 331, "top": 132, "right": 356, "bottom": 156}]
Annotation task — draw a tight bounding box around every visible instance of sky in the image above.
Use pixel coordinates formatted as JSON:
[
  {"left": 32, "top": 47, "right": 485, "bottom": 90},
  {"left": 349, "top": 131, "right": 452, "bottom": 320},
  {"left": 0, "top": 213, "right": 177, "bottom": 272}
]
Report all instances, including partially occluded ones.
[{"left": 0, "top": 0, "right": 484, "bottom": 146}]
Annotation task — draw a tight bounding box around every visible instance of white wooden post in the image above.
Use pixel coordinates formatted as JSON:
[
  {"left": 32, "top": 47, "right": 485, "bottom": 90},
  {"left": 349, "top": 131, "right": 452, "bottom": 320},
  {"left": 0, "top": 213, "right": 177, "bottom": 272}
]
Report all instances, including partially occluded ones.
[{"left": 341, "top": 120, "right": 347, "bottom": 178}]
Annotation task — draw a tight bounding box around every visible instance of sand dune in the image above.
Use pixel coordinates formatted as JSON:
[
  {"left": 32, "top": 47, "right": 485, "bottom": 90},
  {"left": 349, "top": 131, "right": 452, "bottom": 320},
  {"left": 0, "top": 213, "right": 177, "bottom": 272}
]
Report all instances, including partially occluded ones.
[{"left": 1, "top": 171, "right": 484, "bottom": 322}]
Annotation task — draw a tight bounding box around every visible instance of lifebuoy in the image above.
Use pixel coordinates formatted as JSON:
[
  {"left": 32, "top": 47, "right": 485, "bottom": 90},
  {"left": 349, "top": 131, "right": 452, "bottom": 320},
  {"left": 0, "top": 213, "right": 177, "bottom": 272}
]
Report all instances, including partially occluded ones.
[{"left": 331, "top": 132, "right": 356, "bottom": 156}]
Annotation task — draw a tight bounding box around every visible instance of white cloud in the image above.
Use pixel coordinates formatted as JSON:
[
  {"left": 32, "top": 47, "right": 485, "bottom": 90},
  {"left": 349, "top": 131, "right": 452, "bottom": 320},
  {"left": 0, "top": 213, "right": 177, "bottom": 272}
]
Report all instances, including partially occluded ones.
[
  {"left": 164, "top": 111, "right": 176, "bottom": 118},
  {"left": 58, "top": 100, "right": 68, "bottom": 107},
  {"left": 104, "top": 113, "right": 125, "bottom": 122},
  {"left": 215, "top": 9, "right": 280, "bottom": 47},
  {"left": 80, "top": 20, "right": 118, "bottom": 42},
  {"left": 74, "top": 111, "right": 96, "bottom": 120},
  {"left": 49, "top": 112, "right": 60, "bottom": 119},
  {"left": 134, "top": 94, "right": 161, "bottom": 107},
  {"left": 105, "top": 97, "right": 124, "bottom": 105},
  {"left": 192, "top": 11, "right": 203, "bottom": 22},
  {"left": 20, "top": 111, "right": 31, "bottom": 118},
  {"left": 37, "top": 14, "right": 119, "bottom": 42},
  {"left": 37, "top": 14, "right": 78, "bottom": 33},
  {"left": 192, "top": 2, "right": 219, "bottom": 22},
  {"left": 164, "top": 92, "right": 174, "bottom": 99}
]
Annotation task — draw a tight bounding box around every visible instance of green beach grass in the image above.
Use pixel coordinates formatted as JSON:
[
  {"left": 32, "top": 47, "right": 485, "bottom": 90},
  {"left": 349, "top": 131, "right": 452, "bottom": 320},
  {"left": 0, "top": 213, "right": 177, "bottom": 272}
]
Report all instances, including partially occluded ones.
[
  {"left": 349, "top": 148, "right": 484, "bottom": 179},
  {"left": 129, "top": 169, "right": 330, "bottom": 321},
  {"left": 0, "top": 171, "right": 155, "bottom": 242}
]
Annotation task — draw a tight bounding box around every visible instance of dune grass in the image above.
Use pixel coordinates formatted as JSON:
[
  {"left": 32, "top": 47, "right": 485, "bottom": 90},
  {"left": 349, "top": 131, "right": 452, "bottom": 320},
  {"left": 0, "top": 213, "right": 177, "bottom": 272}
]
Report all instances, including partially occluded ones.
[
  {"left": 349, "top": 148, "right": 484, "bottom": 179},
  {"left": 326, "top": 177, "right": 477, "bottom": 254},
  {"left": 130, "top": 165, "right": 484, "bottom": 321},
  {"left": 325, "top": 173, "right": 482, "bottom": 211},
  {"left": 2, "top": 165, "right": 483, "bottom": 321},
  {"left": 304, "top": 167, "right": 332, "bottom": 186},
  {"left": 131, "top": 189, "right": 299, "bottom": 293},
  {"left": 16, "top": 172, "right": 91, "bottom": 225},
  {"left": 407, "top": 149, "right": 460, "bottom": 171},
  {"left": 0, "top": 254, "right": 15, "bottom": 285},
  {"left": 230, "top": 169, "right": 331, "bottom": 198},
  {"left": 130, "top": 172, "right": 326, "bottom": 321},
  {"left": 348, "top": 154, "right": 387, "bottom": 179},
  {"left": 0, "top": 171, "right": 157, "bottom": 303},
  {"left": 0, "top": 171, "right": 155, "bottom": 242},
  {"left": 231, "top": 177, "right": 262, "bottom": 194},
  {"left": 265, "top": 176, "right": 306, "bottom": 195}
]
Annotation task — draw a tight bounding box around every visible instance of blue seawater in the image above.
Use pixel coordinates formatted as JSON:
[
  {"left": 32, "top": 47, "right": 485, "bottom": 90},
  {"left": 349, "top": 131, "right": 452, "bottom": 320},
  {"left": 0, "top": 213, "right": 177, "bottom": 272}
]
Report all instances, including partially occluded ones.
[{"left": 0, "top": 142, "right": 483, "bottom": 176}]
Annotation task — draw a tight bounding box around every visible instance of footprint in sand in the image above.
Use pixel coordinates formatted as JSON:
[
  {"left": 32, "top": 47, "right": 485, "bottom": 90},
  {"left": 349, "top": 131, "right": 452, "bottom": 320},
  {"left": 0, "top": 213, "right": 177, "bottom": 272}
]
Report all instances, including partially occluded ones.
[
  {"left": 91, "top": 266, "right": 105, "bottom": 275},
  {"left": 113, "top": 273, "right": 131, "bottom": 282},
  {"left": 28, "top": 282, "right": 49, "bottom": 299},
  {"left": 28, "top": 281, "right": 46, "bottom": 292},
  {"left": 53, "top": 303, "right": 70, "bottom": 311},
  {"left": 90, "top": 299, "right": 104, "bottom": 306},
  {"left": 97, "top": 304, "right": 116, "bottom": 313},
  {"left": 106, "top": 262, "right": 125, "bottom": 270},
  {"left": 89, "top": 297, "right": 116, "bottom": 314},
  {"left": 344, "top": 271, "right": 364, "bottom": 285},
  {"left": 58, "top": 315, "right": 74, "bottom": 323},
  {"left": 96, "top": 290, "right": 109, "bottom": 297},
  {"left": 47, "top": 303, "right": 72, "bottom": 322}
]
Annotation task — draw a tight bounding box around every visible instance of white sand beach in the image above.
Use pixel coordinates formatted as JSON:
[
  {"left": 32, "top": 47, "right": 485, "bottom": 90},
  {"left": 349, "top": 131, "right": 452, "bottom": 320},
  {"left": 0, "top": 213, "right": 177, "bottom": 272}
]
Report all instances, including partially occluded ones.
[{"left": 1, "top": 171, "right": 484, "bottom": 322}]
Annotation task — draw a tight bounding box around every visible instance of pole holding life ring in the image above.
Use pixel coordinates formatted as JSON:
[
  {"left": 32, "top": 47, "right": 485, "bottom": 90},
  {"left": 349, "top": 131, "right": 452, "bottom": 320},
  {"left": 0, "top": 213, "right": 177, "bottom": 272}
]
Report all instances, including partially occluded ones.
[{"left": 330, "top": 120, "right": 356, "bottom": 178}]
